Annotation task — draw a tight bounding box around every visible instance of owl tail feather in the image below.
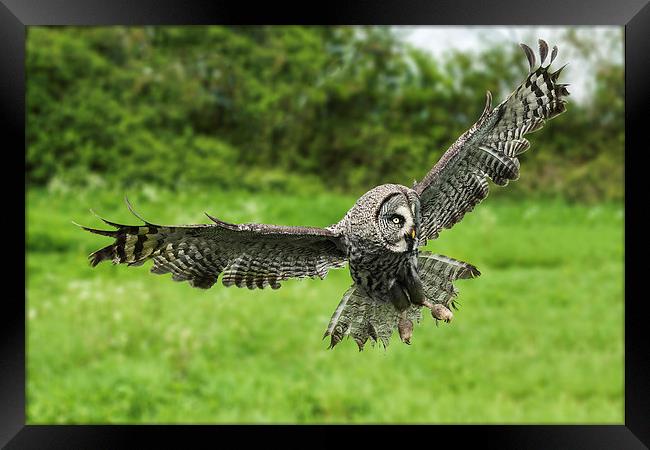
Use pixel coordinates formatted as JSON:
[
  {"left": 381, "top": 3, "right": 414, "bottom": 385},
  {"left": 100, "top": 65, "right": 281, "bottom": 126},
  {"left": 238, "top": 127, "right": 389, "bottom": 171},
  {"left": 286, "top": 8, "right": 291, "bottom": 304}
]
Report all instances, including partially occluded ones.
[
  {"left": 323, "top": 285, "right": 422, "bottom": 351},
  {"left": 324, "top": 252, "right": 480, "bottom": 350}
]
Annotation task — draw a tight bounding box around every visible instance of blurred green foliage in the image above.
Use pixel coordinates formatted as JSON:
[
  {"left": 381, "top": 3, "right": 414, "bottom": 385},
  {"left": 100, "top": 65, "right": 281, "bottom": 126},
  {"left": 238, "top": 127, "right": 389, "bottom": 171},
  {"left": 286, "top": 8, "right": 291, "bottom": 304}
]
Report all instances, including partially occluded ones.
[{"left": 27, "top": 26, "right": 623, "bottom": 202}]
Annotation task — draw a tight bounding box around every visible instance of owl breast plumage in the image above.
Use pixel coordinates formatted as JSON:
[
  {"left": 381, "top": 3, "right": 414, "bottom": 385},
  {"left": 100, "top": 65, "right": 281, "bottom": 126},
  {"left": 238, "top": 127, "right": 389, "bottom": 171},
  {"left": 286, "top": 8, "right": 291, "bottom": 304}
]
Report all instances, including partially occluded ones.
[
  {"left": 329, "top": 184, "right": 422, "bottom": 307},
  {"left": 78, "top": 40, "right": 569, "bottom": 350}
]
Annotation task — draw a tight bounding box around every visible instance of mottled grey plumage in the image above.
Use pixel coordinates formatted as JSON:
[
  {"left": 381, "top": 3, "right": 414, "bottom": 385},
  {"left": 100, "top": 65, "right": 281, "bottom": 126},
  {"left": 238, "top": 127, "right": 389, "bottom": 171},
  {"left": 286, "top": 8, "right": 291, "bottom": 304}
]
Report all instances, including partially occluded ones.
[{"left": 77, "top": 41, "right": 568, "bottom": 350}]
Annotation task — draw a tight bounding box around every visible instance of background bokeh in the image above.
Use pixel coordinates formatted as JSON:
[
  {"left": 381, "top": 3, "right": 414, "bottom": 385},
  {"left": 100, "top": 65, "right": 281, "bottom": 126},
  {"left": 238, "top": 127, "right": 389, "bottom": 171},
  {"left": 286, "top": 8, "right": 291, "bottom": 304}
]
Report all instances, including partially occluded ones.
[{"left": 26, "top": 26, "right": 624, "bottom": 423}]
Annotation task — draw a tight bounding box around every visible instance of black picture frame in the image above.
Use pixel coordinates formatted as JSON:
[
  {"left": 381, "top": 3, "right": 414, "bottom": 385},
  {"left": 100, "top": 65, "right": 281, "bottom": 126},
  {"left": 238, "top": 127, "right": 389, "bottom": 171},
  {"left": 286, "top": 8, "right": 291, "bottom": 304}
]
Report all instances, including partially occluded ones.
[{"left": 6, "top": 0, "right": 648, "bottom": 448}]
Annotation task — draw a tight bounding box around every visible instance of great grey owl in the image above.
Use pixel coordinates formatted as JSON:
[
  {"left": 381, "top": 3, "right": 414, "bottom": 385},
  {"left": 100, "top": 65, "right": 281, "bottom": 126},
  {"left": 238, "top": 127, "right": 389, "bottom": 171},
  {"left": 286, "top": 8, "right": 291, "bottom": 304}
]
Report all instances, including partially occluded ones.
[{"left": 78, "top": 41, "right": 569, "bottom": 350}]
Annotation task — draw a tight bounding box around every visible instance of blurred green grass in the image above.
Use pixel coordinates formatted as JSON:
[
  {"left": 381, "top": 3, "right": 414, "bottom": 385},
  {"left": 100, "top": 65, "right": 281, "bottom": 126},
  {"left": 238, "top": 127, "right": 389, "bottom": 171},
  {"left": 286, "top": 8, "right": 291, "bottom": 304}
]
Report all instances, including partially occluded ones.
[{"left": 26, "top": 186, "right": 624, "bottom": 423}]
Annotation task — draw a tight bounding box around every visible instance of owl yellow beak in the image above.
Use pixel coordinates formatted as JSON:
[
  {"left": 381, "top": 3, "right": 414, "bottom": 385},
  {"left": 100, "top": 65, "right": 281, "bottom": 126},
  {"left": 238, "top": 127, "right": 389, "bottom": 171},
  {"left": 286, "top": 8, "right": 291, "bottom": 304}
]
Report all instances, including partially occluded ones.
[{"left": 410, "top": 228, "right": 416, "bottom": 239}]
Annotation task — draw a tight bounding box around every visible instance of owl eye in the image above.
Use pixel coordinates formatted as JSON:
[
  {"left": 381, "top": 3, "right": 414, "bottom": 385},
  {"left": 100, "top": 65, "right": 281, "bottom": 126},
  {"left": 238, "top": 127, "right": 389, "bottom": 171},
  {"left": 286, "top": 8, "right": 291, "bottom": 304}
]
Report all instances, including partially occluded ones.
[{"left": 390, "top": 214, "right": 404, "bottom": 225}]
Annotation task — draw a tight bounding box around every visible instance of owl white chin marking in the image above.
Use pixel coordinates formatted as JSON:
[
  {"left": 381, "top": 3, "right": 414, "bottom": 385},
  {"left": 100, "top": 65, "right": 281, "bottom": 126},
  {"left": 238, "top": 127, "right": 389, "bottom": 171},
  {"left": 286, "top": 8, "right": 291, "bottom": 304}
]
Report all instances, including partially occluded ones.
[{"left": 391, "top": 238, "right": 409, "bottom": 253}]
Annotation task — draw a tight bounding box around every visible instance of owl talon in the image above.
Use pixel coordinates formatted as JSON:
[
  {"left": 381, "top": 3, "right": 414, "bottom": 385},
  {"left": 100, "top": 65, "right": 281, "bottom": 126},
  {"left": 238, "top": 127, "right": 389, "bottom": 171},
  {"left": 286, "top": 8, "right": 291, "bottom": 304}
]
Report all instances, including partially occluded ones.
[
  {"left": 416, "top": 299, "right": 455, "bottom": 324},
  {"left": 431, "top": 304, "right": 453, "bottom": 323},
  {"left": 398, "top": 317, "right": 413, "bottom": 344}
]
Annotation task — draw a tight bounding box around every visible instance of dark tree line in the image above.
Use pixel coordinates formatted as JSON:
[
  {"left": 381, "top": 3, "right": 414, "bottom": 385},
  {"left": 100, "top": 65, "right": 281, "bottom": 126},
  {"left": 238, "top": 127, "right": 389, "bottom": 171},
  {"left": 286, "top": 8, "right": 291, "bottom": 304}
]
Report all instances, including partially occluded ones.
[{"left": 27, "top": 26, "right": 623, "bottom": 202}]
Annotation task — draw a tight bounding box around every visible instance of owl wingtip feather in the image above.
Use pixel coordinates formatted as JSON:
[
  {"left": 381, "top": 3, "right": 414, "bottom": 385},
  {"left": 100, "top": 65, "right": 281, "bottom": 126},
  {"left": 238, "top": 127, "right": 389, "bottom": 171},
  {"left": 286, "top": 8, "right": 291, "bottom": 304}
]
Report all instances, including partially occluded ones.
[
  {"left": 205, "top": 212, "right": 239, "bottom": 230},
  {"left": 124, "top": 195, "right": 156, "bottom": 226},
  {"left": 519, "top": 42, "right": 536, "bottom": 71},
  {"left": 88, "top": 208, "right": 125, "bottom": 228},
  {"left": 73, "top": 221, "right": 118, "bottom": 238},
  {"left": 87, "top": 245, "right": 114, "bottom": 267}
]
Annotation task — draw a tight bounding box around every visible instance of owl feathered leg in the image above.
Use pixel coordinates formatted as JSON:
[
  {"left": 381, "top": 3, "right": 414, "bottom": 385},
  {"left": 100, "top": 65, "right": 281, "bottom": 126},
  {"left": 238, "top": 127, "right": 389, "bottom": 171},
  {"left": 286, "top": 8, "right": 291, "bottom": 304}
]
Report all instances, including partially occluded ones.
[
  {"left": 324, "top": 252, "right": 480, "bottom": 350},
  {"left": 397, "top": 264, "right": 455, "bottom": 327},
  {"left": 323, "top": 285, "right": 422, "bottom": 351},
  {"left": 418, "top": 252, "right": 480, "bottom": 324}
]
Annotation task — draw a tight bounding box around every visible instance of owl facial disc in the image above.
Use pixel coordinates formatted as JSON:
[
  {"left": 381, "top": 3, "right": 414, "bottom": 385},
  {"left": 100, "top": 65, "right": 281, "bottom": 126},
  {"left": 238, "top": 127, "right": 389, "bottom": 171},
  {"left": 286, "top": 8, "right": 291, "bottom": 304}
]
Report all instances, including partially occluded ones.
[{"left": 379, "top": 195, "right": 416, "bottom": 253}]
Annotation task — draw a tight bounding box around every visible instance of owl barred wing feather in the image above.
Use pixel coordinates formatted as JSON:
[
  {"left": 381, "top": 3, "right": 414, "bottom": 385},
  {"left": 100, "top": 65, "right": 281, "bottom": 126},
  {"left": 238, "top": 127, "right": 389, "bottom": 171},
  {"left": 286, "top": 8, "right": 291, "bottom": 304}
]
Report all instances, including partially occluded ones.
[
  {"left": 414, "top": 40, "right": 569, "bottom": 243},
  {"left": 77, "top": 199, "right": 348, "bottom": 290},
  {"left": 324, "top": 252, "right": 478, "bottom": 350}
]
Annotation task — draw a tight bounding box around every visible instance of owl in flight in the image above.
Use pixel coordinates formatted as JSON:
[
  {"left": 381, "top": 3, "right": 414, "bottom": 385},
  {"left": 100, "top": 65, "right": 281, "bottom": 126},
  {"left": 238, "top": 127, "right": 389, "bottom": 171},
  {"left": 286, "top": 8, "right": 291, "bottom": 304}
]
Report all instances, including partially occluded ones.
[{"left": 78, "top": 40, "right": 568, "bottom": 350}]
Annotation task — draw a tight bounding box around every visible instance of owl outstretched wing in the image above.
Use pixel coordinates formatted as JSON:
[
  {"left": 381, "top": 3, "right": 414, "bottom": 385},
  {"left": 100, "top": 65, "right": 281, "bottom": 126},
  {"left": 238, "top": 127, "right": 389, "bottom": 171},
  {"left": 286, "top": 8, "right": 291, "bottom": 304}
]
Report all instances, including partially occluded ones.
[
  {"left": 77, "top": 199, "right": 347, "bottom": 290},
  {"left": 414, "top": 40, "right": 569, "bottom": 244}
]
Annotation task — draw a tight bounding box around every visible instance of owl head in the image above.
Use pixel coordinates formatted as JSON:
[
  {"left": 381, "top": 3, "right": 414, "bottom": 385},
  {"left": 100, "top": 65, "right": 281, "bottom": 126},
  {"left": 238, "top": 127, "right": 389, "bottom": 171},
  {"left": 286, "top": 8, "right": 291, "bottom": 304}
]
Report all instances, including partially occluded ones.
[{"left": 345, "top": 184, "right": 420, "bottom": 253}]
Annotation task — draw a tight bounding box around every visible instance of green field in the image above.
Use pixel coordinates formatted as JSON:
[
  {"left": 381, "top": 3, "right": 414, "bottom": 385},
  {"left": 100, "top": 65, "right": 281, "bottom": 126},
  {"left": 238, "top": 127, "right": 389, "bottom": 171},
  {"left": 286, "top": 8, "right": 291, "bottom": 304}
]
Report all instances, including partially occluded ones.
[{"left": 26, "top": 186, "right": 624, "bottom": 423}]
